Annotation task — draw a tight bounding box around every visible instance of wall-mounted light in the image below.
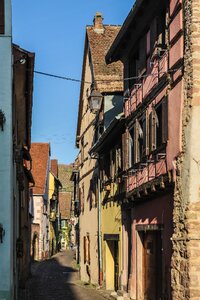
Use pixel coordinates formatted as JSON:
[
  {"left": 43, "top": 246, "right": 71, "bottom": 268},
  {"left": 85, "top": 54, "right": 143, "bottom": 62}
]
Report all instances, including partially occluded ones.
[
  {"left": 0, "top": 110, "right": 6, "bottom": 131},
  {"left": 0, "top": 224, "right": 5, "bottom": 243},
  {"left": 88, "top": 89, "right": 103, "bottom": 113},
  {"left": 14, "top": 56, "right": 26, "bottom": 65}
]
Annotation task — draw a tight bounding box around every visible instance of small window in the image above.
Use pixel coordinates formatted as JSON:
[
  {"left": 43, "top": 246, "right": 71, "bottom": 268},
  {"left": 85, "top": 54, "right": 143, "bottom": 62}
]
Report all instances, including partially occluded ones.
[
  {"left": 128, "top": 53, "right": 138, "bottom": 90},
  {"left": 149, "top": 97, "right": 168, "bottom": 152},
  {"left": 157, "top": 10, "right": 167, "bottom": 48},
  {"left": 129, "top": 118, "right": 146, "bottom": 167},
  {"left": 0, "top": 0, "right": 5, "bottom": 34}
]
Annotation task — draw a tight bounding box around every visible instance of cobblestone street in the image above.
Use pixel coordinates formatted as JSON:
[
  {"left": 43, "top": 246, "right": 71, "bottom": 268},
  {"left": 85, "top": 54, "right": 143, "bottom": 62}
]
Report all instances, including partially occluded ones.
[{"left": 25, "top": 250, "right": 108, "bottom": 300}]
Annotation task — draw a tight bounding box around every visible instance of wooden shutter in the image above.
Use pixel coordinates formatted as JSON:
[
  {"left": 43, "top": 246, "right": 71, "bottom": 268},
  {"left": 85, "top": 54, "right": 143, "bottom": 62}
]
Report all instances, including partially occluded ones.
[
  {"left": 149, "top": 109, "right": 157, "bottom": 152},
  {"left": 122, "top": 131, "right": 129, "bottom": 171},
  {"left": 83, "top": 236, "right": 86, "bottom": 264},
  {"left": 162, "top": 96, "right": 168, "bottom": 143},
  {"left": 135, "top": 119, "right": 143, "bottom": 163},
  {"left": 143, "top": 110, "right": 149, "bottom": 156},
  {"left": 0, "top": 0, "right": 4, "bottom": 34}
]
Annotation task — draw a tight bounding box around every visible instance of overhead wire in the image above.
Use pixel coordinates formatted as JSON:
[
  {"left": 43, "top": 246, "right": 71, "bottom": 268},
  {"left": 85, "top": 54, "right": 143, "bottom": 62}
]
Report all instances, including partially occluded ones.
[{"left": 33, "top": 66, "right": 182, "bottom": 85}]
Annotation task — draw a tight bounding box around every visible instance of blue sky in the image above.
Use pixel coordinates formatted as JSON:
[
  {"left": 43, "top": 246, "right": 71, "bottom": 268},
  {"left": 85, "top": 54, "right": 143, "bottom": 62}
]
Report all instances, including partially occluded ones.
[{"left": 12, "top": 0, "right": 134, "bottom": 164}]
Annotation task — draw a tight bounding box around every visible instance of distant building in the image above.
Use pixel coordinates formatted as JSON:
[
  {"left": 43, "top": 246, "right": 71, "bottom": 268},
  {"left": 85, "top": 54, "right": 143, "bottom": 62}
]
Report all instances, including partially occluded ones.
[
  {"left": 30, "top": 143, "right": 51, "bottom": 260},
  {"left": 49, "top": 159, "right": 62, "bottom": 256},
  {"left": 58, "top": 164, "right": 73, "bottom": 249}
]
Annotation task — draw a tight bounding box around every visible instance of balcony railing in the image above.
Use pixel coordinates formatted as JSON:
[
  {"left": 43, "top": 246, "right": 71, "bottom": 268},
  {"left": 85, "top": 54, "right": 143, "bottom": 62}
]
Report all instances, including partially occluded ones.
[
  {"left": 125, "top": 51, "right": 168, "bottom": 118},
  {"left": 126, "top": 155, "right": 167, "bottom": 194}
]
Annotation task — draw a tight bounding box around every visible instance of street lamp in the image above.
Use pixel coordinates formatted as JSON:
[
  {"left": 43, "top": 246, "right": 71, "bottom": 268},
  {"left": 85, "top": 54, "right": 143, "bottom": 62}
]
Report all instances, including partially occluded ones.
[{"left": 88, "top": 89, "right": 103, "bottom": 113}]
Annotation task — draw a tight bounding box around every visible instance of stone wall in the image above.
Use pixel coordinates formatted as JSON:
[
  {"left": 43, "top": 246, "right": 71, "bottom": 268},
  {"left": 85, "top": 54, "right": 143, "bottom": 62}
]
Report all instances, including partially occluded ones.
[{"left": 172, "top": 0, "right": 200, "bottom": 299}]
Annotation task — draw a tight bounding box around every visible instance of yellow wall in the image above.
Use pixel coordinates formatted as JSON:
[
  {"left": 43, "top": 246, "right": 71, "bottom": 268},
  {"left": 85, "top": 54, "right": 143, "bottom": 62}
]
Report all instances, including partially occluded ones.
[
  {"left": 101, "top": 201, "right": 122, "bottom": 290},
  {"left": 49, "top": 172, "right": 56, "bottom": 255},
  {"left": 49, "top": 172, "right": 54, "bottom": 200}
]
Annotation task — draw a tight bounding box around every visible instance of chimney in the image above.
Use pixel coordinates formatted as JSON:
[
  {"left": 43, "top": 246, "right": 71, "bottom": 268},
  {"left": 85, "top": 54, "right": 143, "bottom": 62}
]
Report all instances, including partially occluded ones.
[{"left": 93, "top": 12, "right": 104, "bottom": 33}]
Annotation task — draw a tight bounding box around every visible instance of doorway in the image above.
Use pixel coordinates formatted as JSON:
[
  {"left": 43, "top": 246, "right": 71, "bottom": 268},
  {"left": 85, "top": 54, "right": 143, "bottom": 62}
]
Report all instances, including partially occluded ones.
[
  {"left": 142, "top": 230, "right": 162, "bottom": 300},
  {"left": 105, "top": 237, "right": 119, "bottom": 291}
]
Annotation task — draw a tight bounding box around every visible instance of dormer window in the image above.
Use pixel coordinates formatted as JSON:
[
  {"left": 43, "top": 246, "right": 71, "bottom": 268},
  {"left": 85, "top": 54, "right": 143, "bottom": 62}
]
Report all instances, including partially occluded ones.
[{"left": 0, "top": 0, "right": 5, "bottom": 34}]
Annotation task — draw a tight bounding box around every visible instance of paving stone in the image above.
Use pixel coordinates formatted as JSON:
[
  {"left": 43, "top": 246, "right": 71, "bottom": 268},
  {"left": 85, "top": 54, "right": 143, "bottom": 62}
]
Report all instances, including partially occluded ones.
[{"left": 24, "top": 250, "right": 107, "bottom": 300}]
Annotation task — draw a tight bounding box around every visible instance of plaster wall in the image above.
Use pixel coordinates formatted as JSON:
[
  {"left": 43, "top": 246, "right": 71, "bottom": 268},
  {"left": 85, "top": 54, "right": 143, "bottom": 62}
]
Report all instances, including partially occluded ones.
[
  {"left": 0, "top": 1, "right": 13, "bottom": 299},
  {"left": 129, "top": 194, "right": 173, "bottom": 299},
  {"left": 79, "top": 49, "right": 99, "bottom": 284},
  {"left": 32, "top": 196, "right": 49, "bottom": 260},
  {"left": 101, "top": 203, "right": 122, "bottom": 290}
]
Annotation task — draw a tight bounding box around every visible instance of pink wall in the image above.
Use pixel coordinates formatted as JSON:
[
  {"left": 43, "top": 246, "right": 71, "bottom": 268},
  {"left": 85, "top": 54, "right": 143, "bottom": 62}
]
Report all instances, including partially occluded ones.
[
  {"left": 129, "top": 193, "right": 173, "bottom": 298},
  {"left": 125, "top": 0, "right": 184, "bottom": 194}
]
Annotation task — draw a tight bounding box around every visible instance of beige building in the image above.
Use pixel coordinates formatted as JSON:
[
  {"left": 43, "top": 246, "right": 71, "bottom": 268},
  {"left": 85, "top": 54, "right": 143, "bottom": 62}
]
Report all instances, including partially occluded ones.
[{"left": 76, "top": 13, "right": 123, "bottom": 285}]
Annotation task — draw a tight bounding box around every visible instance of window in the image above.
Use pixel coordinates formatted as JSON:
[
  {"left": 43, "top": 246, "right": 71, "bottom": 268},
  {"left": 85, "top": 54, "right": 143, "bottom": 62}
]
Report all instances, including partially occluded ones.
[
  {"left": 157, "top": 10, "right": 167, "bottom": 49},
  {"left": 149, "top": 97, "right": 168, "bottom": 152},
  {"left": 81, "top": 137, "right": 84, "bottom": 164},
  {"left": 61, "top": 220, "right": 67, "bottom": 228},
  {"left": 89, "top": 177, "right": 98, "bottom": 209},
  {"left": 128, "top": 54, "right": 137, "bottom": 89},
  {"left": 137, "top": 36, "right": 147, "bottom": 77},
  {"left": 116, "top": 144, "right": 122, "bottom": 174},
  {"left": 0, "top": 0, "right": 4, "bottom": 34},
  {"left": 128, "top": 115, "right": 148, "bottom": 167}
]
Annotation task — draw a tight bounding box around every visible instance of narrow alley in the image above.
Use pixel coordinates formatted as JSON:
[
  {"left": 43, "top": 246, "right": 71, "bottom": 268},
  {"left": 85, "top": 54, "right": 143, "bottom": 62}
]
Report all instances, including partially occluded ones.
[{"left": 25, "top": 250, "right": 108, "bottom": 300}]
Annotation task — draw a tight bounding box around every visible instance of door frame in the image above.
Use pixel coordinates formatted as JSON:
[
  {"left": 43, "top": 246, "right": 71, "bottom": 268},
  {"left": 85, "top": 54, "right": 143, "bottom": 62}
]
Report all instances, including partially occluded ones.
[{"left": 136, "top": 224, "right": 164, "bottom": 300}]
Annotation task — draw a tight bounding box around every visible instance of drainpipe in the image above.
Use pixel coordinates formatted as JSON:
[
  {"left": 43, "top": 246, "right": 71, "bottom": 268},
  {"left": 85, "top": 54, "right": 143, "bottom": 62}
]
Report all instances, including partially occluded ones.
[{"left": 98, "top": 177, "right": 103, "bottom": 286}]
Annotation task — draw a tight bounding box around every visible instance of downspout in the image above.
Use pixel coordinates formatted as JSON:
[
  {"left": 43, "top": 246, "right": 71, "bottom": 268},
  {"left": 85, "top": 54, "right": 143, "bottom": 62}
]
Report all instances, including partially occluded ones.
[{"left": 98, "top": 177, "right": 103, "bottom": 286}]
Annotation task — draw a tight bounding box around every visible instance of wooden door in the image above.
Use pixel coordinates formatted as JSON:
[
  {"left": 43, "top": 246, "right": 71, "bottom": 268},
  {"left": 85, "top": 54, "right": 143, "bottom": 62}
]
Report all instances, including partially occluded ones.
[{"left": 143, "top": 231, "right": 162, "bottom": 300}]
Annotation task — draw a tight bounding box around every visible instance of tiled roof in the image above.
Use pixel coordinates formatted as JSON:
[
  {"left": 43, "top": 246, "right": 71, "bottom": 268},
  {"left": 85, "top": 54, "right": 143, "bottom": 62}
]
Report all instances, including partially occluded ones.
[
  {"left": 86, "top": 25, "right": 123, "bottom": 92},
  {"left": 59, "top": 192, "right": 72, "bottom": 219},
  {"left": 58, "top": 164, "right": 73, "bottom": 192},
  {"left": 30, "top": 143, "right": 50, "bottom": 195},
  {"left": 50, "top": 159, "right": 58, "bottom": 177}
]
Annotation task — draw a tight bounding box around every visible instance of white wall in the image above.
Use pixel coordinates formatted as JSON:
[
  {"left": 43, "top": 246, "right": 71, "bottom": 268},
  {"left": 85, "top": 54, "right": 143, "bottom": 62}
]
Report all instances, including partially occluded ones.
[
  {"left": 0, "top": 1, "right": 13, "bottom": 299},
  {"left": 32, "top": 196, "right": 49, "bottom": 259}
]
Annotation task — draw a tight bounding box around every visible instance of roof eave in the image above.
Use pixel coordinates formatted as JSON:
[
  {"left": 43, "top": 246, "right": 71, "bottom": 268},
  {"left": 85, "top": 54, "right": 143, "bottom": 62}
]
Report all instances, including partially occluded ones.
[{"left": 106, "top": 0, "right": 145, "bottom": 63}]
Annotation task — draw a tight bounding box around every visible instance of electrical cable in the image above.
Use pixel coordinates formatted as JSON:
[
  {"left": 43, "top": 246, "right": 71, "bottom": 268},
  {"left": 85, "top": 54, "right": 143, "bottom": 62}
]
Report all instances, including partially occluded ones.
[{"left": 33, "top": 66, "right": 182, "bottom": 85}]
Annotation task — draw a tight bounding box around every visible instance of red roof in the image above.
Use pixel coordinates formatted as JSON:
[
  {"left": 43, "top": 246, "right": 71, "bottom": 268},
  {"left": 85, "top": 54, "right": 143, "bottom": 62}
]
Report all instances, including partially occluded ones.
[
  {"left": 30, "top": 143, "right": 50, "bottom": 195},
  {"left": 59, "top": 192, "right": 72, "bottom": 219},
  {"left": 50, "top": 159, "right": 58, "bottom": 177}
]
